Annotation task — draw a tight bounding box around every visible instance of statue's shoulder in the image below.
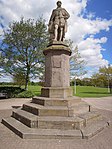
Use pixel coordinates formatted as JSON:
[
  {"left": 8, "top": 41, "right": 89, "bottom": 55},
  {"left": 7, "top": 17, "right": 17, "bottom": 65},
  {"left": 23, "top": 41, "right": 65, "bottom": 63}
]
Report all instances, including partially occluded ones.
[
  {"left": 52, "top": 8, "right": 56, "bottom": 12},
  {"left": 61, "top": 8, "right": 66, "bottom": 11},
  {"left": 51, "top": 9, "right": 57, "bottom": 14},
  {"left": 52, "top": 8, "right": 65, "bottom": 11},
  {"left": 52, "top": 8, "right": 66, "bottom": 13}
]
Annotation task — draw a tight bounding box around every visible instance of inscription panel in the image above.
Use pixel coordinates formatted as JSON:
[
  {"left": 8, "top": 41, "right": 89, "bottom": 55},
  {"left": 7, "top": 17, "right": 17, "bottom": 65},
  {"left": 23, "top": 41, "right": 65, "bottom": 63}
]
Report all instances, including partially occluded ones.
[{"left": 53, "top": 56, "right": 61, "bottom": 68}]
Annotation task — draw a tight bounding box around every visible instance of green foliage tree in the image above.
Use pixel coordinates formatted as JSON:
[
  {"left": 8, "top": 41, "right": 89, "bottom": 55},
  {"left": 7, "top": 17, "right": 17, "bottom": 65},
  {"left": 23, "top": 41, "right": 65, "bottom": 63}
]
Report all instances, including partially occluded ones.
[
  {"left": 91, "top": 65, "right": 112, "bottom": 93},
  {"left": 70, "top": 46, "right": 87, "bottom": 78},
  {"left": 0, "top": 52, "right": 2, "bottom": 77},
  {"left": 99, "top": 65, "right": 112, "bottom": 93},
  {"left": 99, "top": 65, "right": 112, "bottom": 79},
  {"left": 91, "top": 73, "right": 107, "bottom": 87},
  {"left": 13, "top": 72, "right": 26, "bottom": 87},
  {"left": 0, "top": 17, "right": 49, "bottom": 90},
  {"left": 70, "top": 45, "right": 87, "bottom": 94},
  {"left": 61, "top": 40, "right": 87, "bottom": 88}
]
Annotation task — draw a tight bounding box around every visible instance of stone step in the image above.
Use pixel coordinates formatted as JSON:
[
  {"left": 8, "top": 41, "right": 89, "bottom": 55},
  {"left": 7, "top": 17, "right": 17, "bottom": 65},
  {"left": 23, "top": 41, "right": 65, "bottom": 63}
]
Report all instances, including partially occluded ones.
[
  {"left": 81, "top": 119, "right": 109, "bottom": 139},
  {"left": 12, "top": 109, "right": 102, "bottom": 130},
  {"left": 78, "top": 111, "right": 102, "bottom": 127},
  {"left": 2, "top": 117, "right": 109, "bottom": 139},
  {"left": 69, "top": 101, "right": 90, "bottom": 116},
  {"left": 22, "top": 102, "right": 71, "bottom": 117},
  {"left": 23, "top": 101, "right": 90, "bottom": 117},
  {"left": 12, "top": 109, "right": 85, "bottom": 129},
  {"left": 12, "top": 109, "right": 38, "bottom": 128},
  {"left": 37, "top": 112, "right": 102, "bottom": 130},
  {"left": 38, "top": 116, "right": 84, "bottom": 130},
  {"left": 32, "top": 96, "right": 81, "bottom": 107},
  {"left": 2, "top": 117, "right": 82, "bottom": 139},
  {"left": 12, "top": 108, "right": 85, "bottom": 130}
]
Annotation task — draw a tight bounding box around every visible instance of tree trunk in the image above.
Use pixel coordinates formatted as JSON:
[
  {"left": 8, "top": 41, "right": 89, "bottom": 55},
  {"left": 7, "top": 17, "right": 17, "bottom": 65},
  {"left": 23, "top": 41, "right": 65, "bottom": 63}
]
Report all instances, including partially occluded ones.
[
  {"left": 25, "top": 77, "right": 29, "bottom": 90},
  {"left": 25, "top": 67, "right": 30, "bottom": 91},
  {"left": 109, "top": 79, "right": 112, "bottom": 94}
]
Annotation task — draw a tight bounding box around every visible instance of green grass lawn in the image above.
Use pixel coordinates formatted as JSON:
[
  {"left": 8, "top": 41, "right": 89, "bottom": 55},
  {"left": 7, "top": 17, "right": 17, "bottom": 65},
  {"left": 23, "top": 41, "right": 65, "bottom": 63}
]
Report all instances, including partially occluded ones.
[
  {"left": 27, "top": 85, "right": 112, "bottom": 98},
  {"left": 72, "top": 86, "right": 111, "bottom": 97},
  {"left": 27, "top": 85, "right": 42, "bottom": 96},
  {"left": 0, "top": 84, "right": 111, "bottom": 98}
]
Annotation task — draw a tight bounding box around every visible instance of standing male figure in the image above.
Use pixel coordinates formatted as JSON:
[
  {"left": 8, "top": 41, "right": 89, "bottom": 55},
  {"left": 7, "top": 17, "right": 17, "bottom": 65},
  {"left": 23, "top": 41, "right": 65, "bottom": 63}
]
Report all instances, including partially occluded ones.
[{"left": 48, "top": 1, "right": 70, "bottom": 42}]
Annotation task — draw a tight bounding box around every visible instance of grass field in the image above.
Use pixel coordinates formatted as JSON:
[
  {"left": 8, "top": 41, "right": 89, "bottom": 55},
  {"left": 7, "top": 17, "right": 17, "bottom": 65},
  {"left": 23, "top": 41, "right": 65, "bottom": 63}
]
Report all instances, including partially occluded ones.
[
  {"left": 27, "top": 85, "right": 42, "bottom": 96},
  {"left": 72, "top": 86, "right": 112, "bottom": 97},
  {"left": 0, "top": 84, "right": 111, "bottom": 98},
  {"left": 27, "top": 85, "right": 112, "bottom": 98}
]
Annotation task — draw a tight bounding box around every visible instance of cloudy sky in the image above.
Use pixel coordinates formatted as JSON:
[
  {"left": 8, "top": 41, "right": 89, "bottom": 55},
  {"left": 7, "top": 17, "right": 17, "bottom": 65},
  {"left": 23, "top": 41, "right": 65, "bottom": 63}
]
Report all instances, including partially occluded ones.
[{"left": 0, "top": 0, "right": 112, "bottom": 81}]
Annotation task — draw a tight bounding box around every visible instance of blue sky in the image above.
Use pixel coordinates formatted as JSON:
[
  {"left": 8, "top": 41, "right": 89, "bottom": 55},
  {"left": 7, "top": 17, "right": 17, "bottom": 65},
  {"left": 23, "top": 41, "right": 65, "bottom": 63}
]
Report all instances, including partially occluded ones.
[
  {"left": 87, "top": 0, "right": 112, "bottom": 19},
  {"left": 0, "top": 0, "right": 112, "bottom": 82},
  {"left": 86, "top": 0, "right": 112, "bottom": 64}
]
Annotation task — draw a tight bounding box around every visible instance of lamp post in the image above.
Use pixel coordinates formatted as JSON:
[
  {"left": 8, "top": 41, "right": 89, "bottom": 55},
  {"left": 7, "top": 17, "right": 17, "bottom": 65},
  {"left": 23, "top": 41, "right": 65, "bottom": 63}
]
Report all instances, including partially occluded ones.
[
  {"left": 74, "top": 77, "right": 76, "bottom": 94},
  {"left": 107, "top": 77, "right": 110, "bottom": 93},
  {"left": 107, "top": 64, "right": 110, "bottom": 93}
]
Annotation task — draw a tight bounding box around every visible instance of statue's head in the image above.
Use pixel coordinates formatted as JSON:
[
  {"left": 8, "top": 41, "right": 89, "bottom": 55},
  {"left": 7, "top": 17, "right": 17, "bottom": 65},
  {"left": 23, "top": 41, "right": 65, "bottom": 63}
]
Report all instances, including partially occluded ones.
[{"left": 57, "top": 1, "right": 62, "bottom": 7}]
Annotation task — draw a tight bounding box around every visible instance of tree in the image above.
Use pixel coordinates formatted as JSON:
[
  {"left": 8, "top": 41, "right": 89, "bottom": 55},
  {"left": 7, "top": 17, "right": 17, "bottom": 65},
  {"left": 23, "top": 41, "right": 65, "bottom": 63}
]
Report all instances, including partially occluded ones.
[
  {"left": 70, "top": 45, "right": 87, "bottom": 94},
  {"left": 0, "top": 52, "right": 3, "bottom": 77},
  {"left": 91, "top": 73, "right": 107, "bottom": 87},
  {"left": 0, "top": 17, "right": 49, "bottom": 90},
  {"left": 99, "top": 65, "right": 112, "bottom": 93},
  {"left": 70, "top": 46, "right": 86, "bottom": 78},
  {"left": 91, "top": 65, "right": 112, "bottom": 93},
  {"left": 65, "top": 40, "right": 86, "bottom": 79},
  {"left": 13, "top": 72, "right": 26, "bottom": 87}
]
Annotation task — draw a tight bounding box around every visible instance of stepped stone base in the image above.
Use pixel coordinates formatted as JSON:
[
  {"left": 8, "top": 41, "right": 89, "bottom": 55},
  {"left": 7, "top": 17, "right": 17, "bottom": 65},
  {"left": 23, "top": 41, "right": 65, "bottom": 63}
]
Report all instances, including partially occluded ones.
[
  {"left": 2, "top": 96, "right": 110, "bottom": 139},
  {"left": 41, "top": 87, "right": 73, "bottom": 98},
  {"left": 2, "top": 116, "right": 109, "bottom": 139}
]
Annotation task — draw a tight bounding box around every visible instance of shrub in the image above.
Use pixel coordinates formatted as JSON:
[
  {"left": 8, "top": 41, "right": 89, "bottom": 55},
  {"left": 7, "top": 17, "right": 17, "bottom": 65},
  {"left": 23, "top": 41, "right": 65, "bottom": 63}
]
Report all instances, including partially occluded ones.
[
  {"left": 0, "top": 86, "right": 24, "bottom": 98},
  {"left": 16, "top": 90, "right": 34, "bottom": 98}
]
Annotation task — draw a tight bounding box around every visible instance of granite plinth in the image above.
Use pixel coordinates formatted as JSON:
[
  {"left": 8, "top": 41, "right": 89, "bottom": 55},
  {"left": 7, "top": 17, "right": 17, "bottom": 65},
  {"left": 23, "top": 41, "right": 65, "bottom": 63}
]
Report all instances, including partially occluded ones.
[
  {"left": 43, "top": 44, "right": 71, "bottom": 88},
  {"left": 41, "top": 87, "right": 73, "bottom": 98}
]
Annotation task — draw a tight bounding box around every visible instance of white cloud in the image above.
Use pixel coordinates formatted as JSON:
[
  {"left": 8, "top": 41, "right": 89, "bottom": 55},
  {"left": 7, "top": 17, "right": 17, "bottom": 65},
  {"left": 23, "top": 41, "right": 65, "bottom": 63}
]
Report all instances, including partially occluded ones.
[
  {"left": 0, "top": 0, "right": 112, "bottom": 80},
  {"left": 67, "top": 17, "right": 112, "bottom": 43},
  {"left": 78, "top": 36, "right": 108, "bottom": 68}
]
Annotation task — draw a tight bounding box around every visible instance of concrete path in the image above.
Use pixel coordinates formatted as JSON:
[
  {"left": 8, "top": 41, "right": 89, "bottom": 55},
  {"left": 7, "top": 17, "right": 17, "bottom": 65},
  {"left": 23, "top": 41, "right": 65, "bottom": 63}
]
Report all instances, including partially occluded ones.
[
  {"left": 0, "top": 97, "right": 112, "bottom": 149},
  {"left": 82, "top": 96, "right": 112, "bottom": 111},
  {"left": 0, "top": 96, "right": 112, "bottom": 111},
  {"left": 0, "top": 98, "right": 31, "bottom": 110}
]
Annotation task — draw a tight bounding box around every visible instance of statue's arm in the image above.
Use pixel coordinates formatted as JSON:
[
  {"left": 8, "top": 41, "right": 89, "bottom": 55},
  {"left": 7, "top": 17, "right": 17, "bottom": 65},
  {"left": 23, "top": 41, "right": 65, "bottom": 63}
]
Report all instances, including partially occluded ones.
[
  {"left": 49, "top": 10, "right": 55, "bottom": 25},
  {"left": 48, "top": 10, "right": 55, "bottom": 32},
  {"left": 63, "top": 8, "right": 70, "bottom": 19}
]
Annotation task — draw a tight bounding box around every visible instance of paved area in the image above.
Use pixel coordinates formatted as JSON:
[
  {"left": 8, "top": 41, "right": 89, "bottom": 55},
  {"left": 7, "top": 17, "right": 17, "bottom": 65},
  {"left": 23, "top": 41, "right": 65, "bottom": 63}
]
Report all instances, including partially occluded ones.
[
  {"left": 0, "top": 97, "right": 112, "bottom": 149},
  {"left": 82, "top": 96, "right": 112, "bottom": 111},
  {"left": 0, "top": 98, "right": 31, "bottom": 110}
]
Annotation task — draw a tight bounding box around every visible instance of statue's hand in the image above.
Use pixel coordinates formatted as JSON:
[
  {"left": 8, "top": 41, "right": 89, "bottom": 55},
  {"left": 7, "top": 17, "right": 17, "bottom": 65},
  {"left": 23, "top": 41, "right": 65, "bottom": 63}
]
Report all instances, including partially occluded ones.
[{"left": 48, "top": 22, "right": 53, "bottom": 32}]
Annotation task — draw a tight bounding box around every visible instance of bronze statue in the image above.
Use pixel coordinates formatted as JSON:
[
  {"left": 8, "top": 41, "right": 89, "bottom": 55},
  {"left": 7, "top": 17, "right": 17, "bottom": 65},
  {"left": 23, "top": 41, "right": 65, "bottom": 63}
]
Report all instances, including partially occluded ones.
[{"left": 48, "top": 1, "right": 70, "bottom": 42}]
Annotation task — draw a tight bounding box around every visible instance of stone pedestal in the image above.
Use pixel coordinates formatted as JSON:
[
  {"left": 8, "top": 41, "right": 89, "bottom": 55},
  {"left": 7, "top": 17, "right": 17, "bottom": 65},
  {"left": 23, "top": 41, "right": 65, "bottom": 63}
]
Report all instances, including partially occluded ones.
[
  {"left": 41, "top": 87, "right": 72, "bottom": 98},
  {"left": 41, "top": 42, "right": 73, "bottom": 98},
  {"left": 2, "top": 42, "right": 110, "bottom": 139}
]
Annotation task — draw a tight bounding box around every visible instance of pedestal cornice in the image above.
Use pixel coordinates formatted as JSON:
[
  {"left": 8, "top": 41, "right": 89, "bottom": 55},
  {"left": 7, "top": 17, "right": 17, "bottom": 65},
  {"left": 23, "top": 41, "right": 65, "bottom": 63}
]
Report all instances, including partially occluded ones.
[{"left": 43, "top": 42, "right": 72, "bottom": 56}]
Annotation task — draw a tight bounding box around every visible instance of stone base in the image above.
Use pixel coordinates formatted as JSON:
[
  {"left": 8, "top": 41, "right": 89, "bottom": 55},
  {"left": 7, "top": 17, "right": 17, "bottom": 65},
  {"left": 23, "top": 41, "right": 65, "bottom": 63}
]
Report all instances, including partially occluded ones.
[
  {"left": 41, "top": 87, "right": 73, "bottom": 98},
  {"left": 2, "top": 95, "right": 110, "bottom": 139}
]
